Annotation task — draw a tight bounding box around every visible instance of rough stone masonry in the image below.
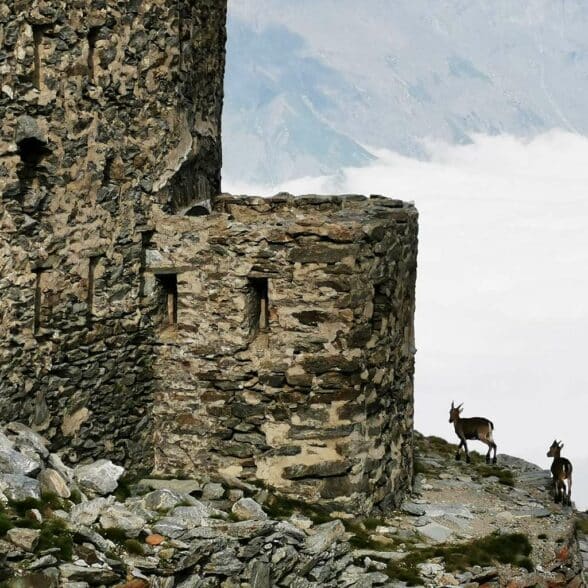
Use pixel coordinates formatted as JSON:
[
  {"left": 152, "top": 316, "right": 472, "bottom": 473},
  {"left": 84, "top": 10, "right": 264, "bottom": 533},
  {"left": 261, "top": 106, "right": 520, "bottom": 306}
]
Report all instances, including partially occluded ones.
[{"left": 0, "top": 1, "right": 418, "bottom": 513}]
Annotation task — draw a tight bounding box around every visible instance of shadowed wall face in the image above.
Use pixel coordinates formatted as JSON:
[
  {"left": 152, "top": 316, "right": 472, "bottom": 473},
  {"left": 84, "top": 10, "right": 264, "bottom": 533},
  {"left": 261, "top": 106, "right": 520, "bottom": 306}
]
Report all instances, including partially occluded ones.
[
  {"left": 0, "top": 0, "right": 227, "bottom": 469},
  {"left": 146, "top": 194, "right": 418, "bottom": 513}
]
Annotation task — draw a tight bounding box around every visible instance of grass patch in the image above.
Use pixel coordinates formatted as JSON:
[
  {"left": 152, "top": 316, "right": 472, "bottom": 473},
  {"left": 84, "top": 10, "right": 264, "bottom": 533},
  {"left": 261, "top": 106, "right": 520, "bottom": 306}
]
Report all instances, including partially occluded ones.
[
  {"left": 36, "top": 518, "right": 73, "bottom": 561},
  {"left": 263, "top": 493, "right": 333, "bottom": 525},
  {"left": 387, "top": 532, "right": 533, "bottom": 585},
  {"left": 124, "top": 538, "right": 145, "bottom": 555},
  {"left": 69, "top": 487, "right": 83, "bottom": 504},
  {"left": 473, "top": 464, "right": 515, "bottom": 487},
  {"left": 575, "top": 516, "right": 588, "bottom": 535}
]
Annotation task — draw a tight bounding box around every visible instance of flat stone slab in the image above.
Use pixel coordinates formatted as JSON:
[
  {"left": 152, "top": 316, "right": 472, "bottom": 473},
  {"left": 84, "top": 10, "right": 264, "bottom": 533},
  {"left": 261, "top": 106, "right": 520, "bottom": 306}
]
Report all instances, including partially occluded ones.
[{"left": 417, "top": 522, "right": 453, "bottom": 543}]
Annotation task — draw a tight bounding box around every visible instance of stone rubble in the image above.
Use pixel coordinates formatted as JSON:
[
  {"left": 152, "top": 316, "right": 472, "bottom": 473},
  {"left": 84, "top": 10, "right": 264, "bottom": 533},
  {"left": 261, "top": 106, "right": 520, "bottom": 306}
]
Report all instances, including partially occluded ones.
[{"left": 0, "top": 424, "right": 585, "bottom": 587}]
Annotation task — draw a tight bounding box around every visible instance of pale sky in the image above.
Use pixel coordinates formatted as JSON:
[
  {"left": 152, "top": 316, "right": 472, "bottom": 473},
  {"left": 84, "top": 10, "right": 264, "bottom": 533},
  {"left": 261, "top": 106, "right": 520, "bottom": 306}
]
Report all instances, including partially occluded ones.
[{"left": 224, "top": 130, "right": 588, "bottom": 511}]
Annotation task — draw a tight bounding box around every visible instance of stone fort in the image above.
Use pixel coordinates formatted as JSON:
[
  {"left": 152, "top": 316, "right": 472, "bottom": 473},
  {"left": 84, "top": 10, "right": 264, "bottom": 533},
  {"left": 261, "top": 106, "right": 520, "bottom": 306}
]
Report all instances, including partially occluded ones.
[{"left": 0, "top": 1, "right": 418, "bottom": 513}]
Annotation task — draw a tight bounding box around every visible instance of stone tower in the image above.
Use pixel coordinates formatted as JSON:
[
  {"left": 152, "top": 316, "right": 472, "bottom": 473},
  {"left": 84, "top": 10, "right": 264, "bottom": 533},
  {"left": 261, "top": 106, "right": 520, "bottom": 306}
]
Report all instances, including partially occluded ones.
[
  {"left": 0, "top": 0, "right": 227, "bottom": 467},
  {"left": 0, "top": 1, "right": 418, "bottom": 513}
]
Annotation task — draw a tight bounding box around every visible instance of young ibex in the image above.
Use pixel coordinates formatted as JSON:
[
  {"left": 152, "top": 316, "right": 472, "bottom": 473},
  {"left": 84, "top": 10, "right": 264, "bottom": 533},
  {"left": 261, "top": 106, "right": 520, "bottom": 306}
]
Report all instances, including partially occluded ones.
[
  {"left": 449, "top": 401, "right": 497, "bottom": 464},
  {"left": 547, "top": 440, "right": 573, "bottom": 506}
]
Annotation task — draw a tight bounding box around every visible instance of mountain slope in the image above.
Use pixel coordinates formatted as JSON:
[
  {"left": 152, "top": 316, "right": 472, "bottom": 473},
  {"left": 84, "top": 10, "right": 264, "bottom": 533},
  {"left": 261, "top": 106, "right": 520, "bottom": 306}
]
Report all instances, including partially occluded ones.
[{"left": 223, "top": 0, "right": 588, "bottom": 186}]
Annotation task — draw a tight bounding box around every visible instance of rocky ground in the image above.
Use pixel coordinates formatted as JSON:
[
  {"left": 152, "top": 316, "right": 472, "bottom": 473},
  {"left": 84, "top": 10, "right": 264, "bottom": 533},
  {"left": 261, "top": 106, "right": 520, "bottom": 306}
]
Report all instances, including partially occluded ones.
[{"left": 0, "top": 425, "right": 586, "bottom": 587}]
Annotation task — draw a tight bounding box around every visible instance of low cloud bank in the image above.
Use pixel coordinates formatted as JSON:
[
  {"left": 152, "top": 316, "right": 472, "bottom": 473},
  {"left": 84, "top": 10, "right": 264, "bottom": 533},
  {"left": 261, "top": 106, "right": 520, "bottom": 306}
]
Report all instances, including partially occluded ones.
[{"left": 224, "top": 130, "right": 588, "bottom": 509}]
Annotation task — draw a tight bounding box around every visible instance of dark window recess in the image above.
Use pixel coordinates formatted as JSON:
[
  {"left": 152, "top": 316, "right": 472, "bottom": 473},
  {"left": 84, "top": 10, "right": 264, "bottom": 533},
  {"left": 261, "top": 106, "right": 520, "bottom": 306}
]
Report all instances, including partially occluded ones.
[
  {"left": 156, "top": 274, "right": 178, "bottom": 326},
  {"left": 184, "top": 205, "right": 210, "bottom": 217},
  {"left": 249, "top": 277, "right": 269, "bottom": 333},
  {"left": 87, "top": 27, "right": 100, "bottom": 80},
  {"left": 33, "top": 269, "right": 43, "bottom": 334},
  {"left": 18, "top": 137, "right": 50, "bottom": 166}
]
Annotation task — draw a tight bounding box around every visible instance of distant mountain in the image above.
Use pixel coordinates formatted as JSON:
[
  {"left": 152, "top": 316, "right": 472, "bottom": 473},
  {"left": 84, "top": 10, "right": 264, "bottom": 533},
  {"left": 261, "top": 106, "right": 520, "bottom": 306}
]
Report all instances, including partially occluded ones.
[{"left": 222, "top": 0, "right": 588, "bottom": 186}]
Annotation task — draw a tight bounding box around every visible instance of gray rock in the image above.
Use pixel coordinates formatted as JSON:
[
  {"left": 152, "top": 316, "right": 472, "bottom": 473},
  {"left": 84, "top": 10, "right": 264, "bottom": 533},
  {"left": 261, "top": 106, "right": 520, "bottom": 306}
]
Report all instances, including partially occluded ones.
[
  {"left": 250, "top": 560, "right": 272, "bottom": 588},
  {"left": 70, "top": 496, "right": 114, "bottom": 526},
  {"left": 402, "top": 501, "right": 426, "bottom": 516},
  {"left": 152, "top": 517, "right": 191, "bottom": 538},
  {"left": 58, "top": 563, "right": 118, "bottom": 584},
  {"left": 143, "top": 488, "right": 188, "bottom": 511},
  {"left": 231, "top": 497, "right": 268, "bottom": 521},
  {"left": 28, "top": 555, "right": 59, "bottom": 570},
  {"left": 0, "top": 474, "right": 41, "bottom": 501},
  {"left": 75, "top": 525, "right": 116, "bottom": 552},
  {"left": 6, "top": 423, "right": 50, "bottom": 459},
  {"left": 47, "top": 454, "right": 74, "bottom": 483},
  {"left": 74, "top": 460, "right": 124, "bottom": 495},
  {"left": 203, "top": 547, "right": 244, "bottom": 575},
  {"left": 417, "top": 522, "right": 453, "bottom": 542},
  {"left": 201, "top": 482, "right": 225, "bottom": 500},
  {"left": 170, "top": 503, "right": 216, "bottom": 526},
  {"left": 423, "top": 503, "right": 473, "bottom": 519},
  {"left": 139, "top": 478, "right": 201, "bottom": 494},
  {"left": 99, "top": 503, "right": 146, "bottom": 538},
  {"left": 352, "top": 549, "right": 405, "bottom": 561},
  {"left": 221, "top": 519, "right": 275, "bottom": 539},
  {"left": 38, "top": 469, "right": 71, "bottom": 499},
  {"left": 0, "top": 444, "right": 41, "bottom": 476},
  {"left": 15, "top": 115, "right": 47, "bottom": 145},
  {"left": 7, "top": 528, "right": 40, "bottom": 551},
  {"left": 304, "top": 520, "right": 346, "bottom": 554},
  {"left": 283, "top": 460, "right": 351, "bottom": 479}
]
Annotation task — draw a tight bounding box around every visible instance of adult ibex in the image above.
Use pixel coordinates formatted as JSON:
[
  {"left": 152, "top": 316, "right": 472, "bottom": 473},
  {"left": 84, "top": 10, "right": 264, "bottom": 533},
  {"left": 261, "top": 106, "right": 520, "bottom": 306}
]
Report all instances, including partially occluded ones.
[
  {"left": 449, "top": 401, "right": 497, "bottom": 464},
  {"left": 547, "top": 440, "right": 573, "bottom": 506}
]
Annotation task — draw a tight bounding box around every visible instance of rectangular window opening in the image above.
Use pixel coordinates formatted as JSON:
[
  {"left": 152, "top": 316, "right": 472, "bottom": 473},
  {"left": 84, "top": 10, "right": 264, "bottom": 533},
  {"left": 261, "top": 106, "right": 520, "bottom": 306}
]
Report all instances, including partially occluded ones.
[
  {"left": 32, "top": 25, "right": 44, "bottom": 90},
  {"left": 249, "top": 277, "right": 269, "bottom": 334},
  {"left": 156, "top": 273, "right": 178, "bottom": 326}
]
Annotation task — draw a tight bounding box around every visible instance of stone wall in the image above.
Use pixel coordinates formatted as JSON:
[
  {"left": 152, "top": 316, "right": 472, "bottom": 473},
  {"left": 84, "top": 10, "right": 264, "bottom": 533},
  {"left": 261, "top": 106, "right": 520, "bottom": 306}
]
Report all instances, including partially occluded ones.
[
  {"left": 146, "top": 194, "right": 418, "bottom": 513},
  {"left": 0, "top": 0, "right": 227, "bottom": 470}
]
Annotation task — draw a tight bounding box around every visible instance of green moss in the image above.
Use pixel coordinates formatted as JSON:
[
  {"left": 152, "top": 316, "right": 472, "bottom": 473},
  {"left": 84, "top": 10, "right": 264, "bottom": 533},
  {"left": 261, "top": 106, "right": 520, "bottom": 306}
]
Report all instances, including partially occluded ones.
[
  {"left": 114, "top": 476, "right": 134, "bottom": 502},
  {"left": 344, "top": 520, "right": 403, "bottom": 552},
  {"left": 8, "top": 498, "right": 43, "bottom": 517},
  {"left": 100, "top": 527, "right": 129, "bottom": 543},
  {"left": 0, "top": 513, "right": 13, "bottom": 536},
  {"left": 263, "top": 493, "right": 332, "bottom": 525},
  {"left": 36, "top": 518, "right": 73, "bottom": 561},
  {"left": 387, "top": 532, "right": 533, "bottom": 585},
  {"left": 124, "top": 538, "right": 145, "bottom": 555}
]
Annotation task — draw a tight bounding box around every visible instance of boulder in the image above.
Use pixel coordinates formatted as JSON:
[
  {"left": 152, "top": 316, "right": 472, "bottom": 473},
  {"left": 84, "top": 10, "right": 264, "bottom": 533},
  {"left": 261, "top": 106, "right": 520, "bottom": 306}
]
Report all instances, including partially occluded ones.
[
  {"left": 99, "top": 504, "right": 146, "bottom": 538},
  {"left": 74, "top": 460, "right": 124, "bottom": 495},
  {"left": 304, "top": 520, "right": 346, "bottom": 554},
  {"left": 38, "top": 468, "right": 71, "bottom": 499},
  {"left": 7, "top": 528, "right": 40, "bottom": 551},
  {"left": 0, "top": 474, "right": 41, "bottom": 501},
  {"left": 231, "top": 498, "right": 267, "bottom": 521}
]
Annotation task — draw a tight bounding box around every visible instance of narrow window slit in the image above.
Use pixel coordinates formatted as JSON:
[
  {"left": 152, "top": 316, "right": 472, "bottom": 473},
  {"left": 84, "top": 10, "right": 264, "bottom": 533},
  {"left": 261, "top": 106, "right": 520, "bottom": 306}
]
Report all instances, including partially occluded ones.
[
  {"left": 33, "top": 269, "right": 43, "bottom": 334},
  {"left": 86, "top": 256, "right": 100, "bottom": 319},
  {"left": 32, "top": 25, "right": 44, "bottom": 90},
  {"left": 87, "top": 27, "right": 100, "bottom": 80},
  {"left": 249, "top": 277, "right": 269, "bottom": 334},
  {"left": 156, "top": 274, "right": 178, "bottom": 326}
]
